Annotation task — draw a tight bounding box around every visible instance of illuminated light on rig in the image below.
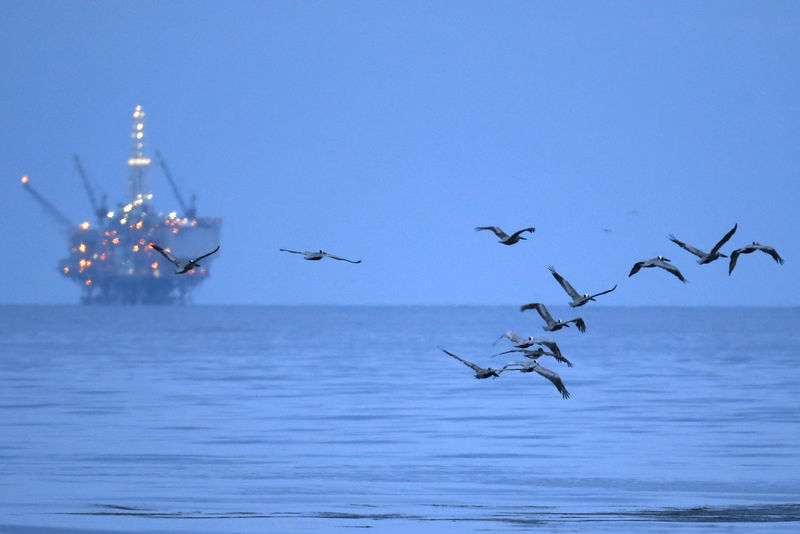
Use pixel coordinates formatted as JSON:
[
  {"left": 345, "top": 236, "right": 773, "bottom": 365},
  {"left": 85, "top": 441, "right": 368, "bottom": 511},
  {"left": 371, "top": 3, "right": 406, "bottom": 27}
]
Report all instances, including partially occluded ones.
[
  {"left": 80, "top": 221, "right": 90, "bottom": 230},
  {"left": 168, "top": 211, "right": 177, "bottom": 220},
  {"left": 151, "top": 261, "right": 159, "bottom": 270},
  {"left": 78, "top": 243, "right": 87, "bottom": 253},
  {"left": 132, "top": 244, "right": 140, "bottom": 252},
  {"left": 63, "top": 267, "right": 70, "bottom": 274},
  {"left": 21, "top": 175, "right": 29, "bottom": 184},
  {"left": 100, "top": 253, "right": 107, "bottom": 261},
  {"left": 85, "top": 279, "right": 92, "bottom": 286},
  {"left": 138, "top": 238, "right": 146, "bottom": 245},
  {"left": 136, "top": 123, "right": 143, "bottom": 131},
  {"left": 123, "top": 204, "right": 133, "bottom": 213},
  {"left": 135, "top": 221, "right": 143, "bottom": 229},
  {"left": 112, "top": 237, "right": 120, "bottom": 245},
  {"left": 191, "top": 220, "right": 198, "bottom": 226},
  {"left": 120, "top": 218, "right": 128, "bottom": 225},
  {"left": 106, "top": 211, "right": 115, "bottom": 218},
  {"left": 172, "top": 227, "right": 179, "bottom": 234}
]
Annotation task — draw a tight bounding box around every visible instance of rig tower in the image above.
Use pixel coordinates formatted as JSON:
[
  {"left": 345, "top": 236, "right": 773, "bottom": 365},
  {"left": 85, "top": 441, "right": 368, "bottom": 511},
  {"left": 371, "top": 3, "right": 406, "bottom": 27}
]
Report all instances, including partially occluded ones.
[{"left": 22, "top": 106, "right": 222, "bottom": 304}]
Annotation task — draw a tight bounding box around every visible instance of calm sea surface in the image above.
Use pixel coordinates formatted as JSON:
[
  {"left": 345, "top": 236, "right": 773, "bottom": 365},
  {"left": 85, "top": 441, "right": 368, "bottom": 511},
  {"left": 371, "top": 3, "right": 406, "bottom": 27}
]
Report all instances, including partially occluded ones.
[{"left": 1, "top": 305, "right": 799, "bottom": 533}]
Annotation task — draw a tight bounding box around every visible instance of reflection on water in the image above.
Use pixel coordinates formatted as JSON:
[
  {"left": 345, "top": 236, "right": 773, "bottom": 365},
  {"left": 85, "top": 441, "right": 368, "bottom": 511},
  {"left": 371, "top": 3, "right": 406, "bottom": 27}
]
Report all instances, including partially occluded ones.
[{"left": 0, "top": 305, "right": 799, "bottom": 533}]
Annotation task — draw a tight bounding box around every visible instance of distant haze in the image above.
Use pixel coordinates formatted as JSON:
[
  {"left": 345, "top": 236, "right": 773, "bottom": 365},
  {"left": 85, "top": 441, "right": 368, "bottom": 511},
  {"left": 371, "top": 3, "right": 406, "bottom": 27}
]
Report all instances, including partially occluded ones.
[{"left": 1, "top": 2, "right": 797, "bottom": 306}]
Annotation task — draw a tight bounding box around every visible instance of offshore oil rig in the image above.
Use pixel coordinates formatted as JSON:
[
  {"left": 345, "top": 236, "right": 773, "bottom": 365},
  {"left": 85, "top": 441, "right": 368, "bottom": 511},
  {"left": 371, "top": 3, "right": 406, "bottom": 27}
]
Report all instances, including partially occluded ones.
[{"left": 21, "top": 106, "right": 221, "bottom": 304}]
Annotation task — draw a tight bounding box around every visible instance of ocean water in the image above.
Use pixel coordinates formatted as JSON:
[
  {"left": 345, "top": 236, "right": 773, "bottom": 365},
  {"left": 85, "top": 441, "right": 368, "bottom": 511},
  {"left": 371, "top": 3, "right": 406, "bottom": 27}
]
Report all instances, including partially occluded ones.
[{"left": 1, "top": 304, "right": 799, "bottom": 533}]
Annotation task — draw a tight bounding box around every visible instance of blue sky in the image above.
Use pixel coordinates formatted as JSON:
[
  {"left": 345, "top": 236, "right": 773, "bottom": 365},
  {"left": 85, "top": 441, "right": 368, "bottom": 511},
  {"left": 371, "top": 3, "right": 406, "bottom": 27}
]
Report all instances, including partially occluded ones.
[{"left": 1, "top": 1, "right": 798, "bottom": 305}]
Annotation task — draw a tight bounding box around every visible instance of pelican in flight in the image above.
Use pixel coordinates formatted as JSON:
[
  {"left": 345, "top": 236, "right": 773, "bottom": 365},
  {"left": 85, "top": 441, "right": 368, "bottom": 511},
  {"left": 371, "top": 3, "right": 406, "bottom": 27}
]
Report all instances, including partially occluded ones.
[
  {"left": 440, "top": 348, "right": 508, "bottom": 379},
  {"left": 492, "top": 347, "right": 573, "bottom": 368},
  {"left": 279, "top": 249, "right": 361, "bottom": 263},
  {"left": 475, "top": 226, "right": 535, "bottom": 245},
  {"left": 728, "top": 242, "right": 784, "bottom": 275},
  {"left": 520, "top": 302, "right": 586, "bottom": 333},
  {"left": 629, "top": 256, "right": 687, "bottom": 282},
  {"left": 493, "top": 331, "right": 564, "bottom": 358},
  {"left": 669, "top": 223, "right": 737, "bottom": 265},
  {"left": 505, "top": 361, "right": 570, "bottom": 399},
  {"left": 149, "top": 243, "right": 220, "bottom": 274},
  {"left": 548, "top": 266, "right": 617, "bottom": 307}
]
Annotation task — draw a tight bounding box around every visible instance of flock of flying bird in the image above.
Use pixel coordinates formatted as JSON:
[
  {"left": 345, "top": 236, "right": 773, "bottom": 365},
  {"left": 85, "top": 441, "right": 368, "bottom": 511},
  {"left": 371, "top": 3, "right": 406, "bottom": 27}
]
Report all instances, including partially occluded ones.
[
  {"left": 147, "top": 222, "right": 784, "bottom": 399},
  {"left": 440, "top": 223, "right": 785, "bottom": 399}
]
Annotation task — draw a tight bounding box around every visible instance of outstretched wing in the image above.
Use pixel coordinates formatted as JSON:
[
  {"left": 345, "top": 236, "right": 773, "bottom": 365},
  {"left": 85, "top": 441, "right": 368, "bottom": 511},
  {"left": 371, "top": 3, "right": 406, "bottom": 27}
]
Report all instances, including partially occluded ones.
[
  {"left": 548, "top": 266, "right": 580, "bottom": 299},
  {"left": 516, "top": 348, "right": 573, "bottom": 368},
  {"left": 440, "top": 348, "right": 483, "bottom": 373},
  {"left": 508, "top": 361, "right": 570, "bottom": 399},
  {"left": 629, "top": 260, "right": 645, "bottom": 277},
  {"left": 280, "top": 248, "right": 307, "bottom": 255},
  {"left": 149, "top": 242, "right": 181, "bottom": 266},
  {"left": 493, "top": 330, "right": 524, "bottom": 346},
  {"left": 655, "top": 259, "right": 687, "bottom": 282},
  {"left": 490, "top": 348, "right": 519, "bottom": 358},
  {"left": 548, "top": 351, "right": 573, "bottom": 368},
  {"left": 191, "top": 245, "right": 220, "bottom": 263},
  {"left": 709, "top": 223, "right": 737, "bottom": 256},
  {"left": 569, "top": 317, "right": 586, "bottom": 333},
  {"left": 531, "top": 362, "right": 571, "bottom": 399},
  {"left": 521, "top": 302, "right": 554, "bottom": 324},
  {"left": 728, "top": 248, "right": 744, "bottom": 275},
  {"left": 534, "top": 338, "right": 563, "bottom": 357},
  {"left": 475, "top": 226, "right": 509, "bottom": 240},
  {"left": 759, "top": 245, "right": 784, "bottom": 264},
  {"left": 509, "top": 227, "right": 535, "bottom": 239},
  {"left": 322, "top": 252, "right": 362, "bottom": 264},
  {"left": 589, "top": 284, "right": 617, "bottom": 299},
  {"left": 669, "top": 234, "right": 707, "bottom": 259}
]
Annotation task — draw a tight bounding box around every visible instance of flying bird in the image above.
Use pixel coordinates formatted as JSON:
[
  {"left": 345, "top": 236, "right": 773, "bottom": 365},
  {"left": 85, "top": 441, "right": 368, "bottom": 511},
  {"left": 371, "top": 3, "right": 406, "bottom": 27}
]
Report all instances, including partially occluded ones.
[
  {"left": 440, "top": 348, "right": 508, "bottom": 379},
  {"left": 548, "top": 266, "right": 617, "bottom": 307},
  {"left": 728, "top": 242, "right": 784, "bottom": 275},
  {"left": 279, "top": 249, "right": 361, "bottom": 263},
  {"left": 668, "top": 223, "right": 737, "bottom": 264},
  {"left": 475, "top": 226, "right": 535, "bottom": 245},
  {"left": 504, "top": 360, "right": 571, "bottom": 399},
  {"left": 520, "top": 302, "right": 586, "bottom": 333},
  {"left": 629, "top": 256, "right": 687, "bottom": 282},
  {"left": 492, "top": 347, "right": 573, "bottom": 368},
  {"left": 149, "top": 243, "right": 220, "bottom": 274},
  {"left": 493, "top": 331, "right": 564, "bottom": 358}
]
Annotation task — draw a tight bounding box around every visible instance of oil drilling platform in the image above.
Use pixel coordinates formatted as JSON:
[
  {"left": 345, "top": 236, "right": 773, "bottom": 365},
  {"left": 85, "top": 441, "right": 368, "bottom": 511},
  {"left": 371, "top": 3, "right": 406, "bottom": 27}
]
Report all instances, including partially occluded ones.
[{"left": 21, "top": 106, "right": 222, "bottom": 304}]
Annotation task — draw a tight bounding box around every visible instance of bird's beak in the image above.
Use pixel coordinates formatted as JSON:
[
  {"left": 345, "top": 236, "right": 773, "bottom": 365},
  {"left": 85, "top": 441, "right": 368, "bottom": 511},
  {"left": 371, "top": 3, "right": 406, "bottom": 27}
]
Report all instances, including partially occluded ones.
[{"left": 520, "top": 236, "right": 527, "bottom": 240}]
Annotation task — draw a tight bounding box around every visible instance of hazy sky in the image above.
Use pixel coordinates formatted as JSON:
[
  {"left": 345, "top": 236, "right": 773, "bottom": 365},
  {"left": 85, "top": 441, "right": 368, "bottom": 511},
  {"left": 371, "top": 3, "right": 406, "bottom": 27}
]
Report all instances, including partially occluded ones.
[{"left": 1, "top": 1, "right": 798, "bottom": 306}]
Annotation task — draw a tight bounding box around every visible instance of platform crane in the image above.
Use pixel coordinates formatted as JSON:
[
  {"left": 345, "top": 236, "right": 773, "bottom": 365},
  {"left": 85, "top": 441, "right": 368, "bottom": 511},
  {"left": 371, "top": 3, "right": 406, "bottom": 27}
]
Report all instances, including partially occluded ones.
[
  {"left": 155, "top": 150, "right": 196, "bottom": 219},
  {"left": 73, "top": 154, "right": 108, "bottom": 225},
  {"left": 20, "top": 175, "right": 75, "bottom": 232}
]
